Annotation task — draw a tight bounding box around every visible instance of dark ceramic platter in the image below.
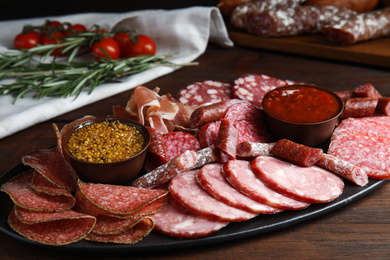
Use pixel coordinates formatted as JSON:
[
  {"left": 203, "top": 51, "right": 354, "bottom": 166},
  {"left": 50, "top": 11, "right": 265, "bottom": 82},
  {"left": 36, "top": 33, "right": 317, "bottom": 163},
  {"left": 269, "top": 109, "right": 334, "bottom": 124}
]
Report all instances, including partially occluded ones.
[{"left": 0, "top": 161, "right": 387, "bottom": 253}]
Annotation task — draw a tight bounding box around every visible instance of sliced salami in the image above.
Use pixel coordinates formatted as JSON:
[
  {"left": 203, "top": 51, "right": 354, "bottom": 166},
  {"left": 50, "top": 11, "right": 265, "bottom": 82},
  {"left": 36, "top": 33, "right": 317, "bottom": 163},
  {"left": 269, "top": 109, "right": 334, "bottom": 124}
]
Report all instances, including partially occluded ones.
[
  {"left": 251, "top": 156, "right": 344, "bottom": 203},
  {"left": 333, "top": 117, "right": 390, "bottom": 140},
  {"left": 232, "top": 74, "right": 288, "bottom": 108},
  {"left": 216, "top": 119, "right": 239, "bottom": 160},
  {"left": 199, "top": 121, "right": 221, "bottom": 148},
  {"left": 31, "top": 171, "right": 74, "bottom": 197},
  {"left": 8, "top": 208, "right": 95, "bottom": 246},
  {"left": 162, "top": 131, "right": 201, "bottom": 162},
  {"left": 169, "top": 170, "right": 258, "bottom": 222},
  {"left": 328, "top": 130, "right": 390, "bottom": 179},
  {"left": 1, "top": 171, "right": 75, "bottom": 212},
  {"left": 322, "top": 8, "right": 390, "bottom": 45},
  {"left": 362, "top": 115, "right": 390, "bottom": 127},
  {"left": 222, "top": 160, "right": 309, "bottom": 210},
  {"left": 316, "top": 154, "right": 368, "bottom": 187},
  {"left": 85, "top": 217, "right": 154, "bottom": 244},
  {"left": 177, "top": 80, "right": 232, "bottom": 106},
  {"left": 91, "top": 215, "right": 145, "bottom": 235},
  {"left": 152, "top": 195, "right": 229, "bottom": 238},
  {"left": 197, "top": 164, "right": 282, "bottom": 214}
]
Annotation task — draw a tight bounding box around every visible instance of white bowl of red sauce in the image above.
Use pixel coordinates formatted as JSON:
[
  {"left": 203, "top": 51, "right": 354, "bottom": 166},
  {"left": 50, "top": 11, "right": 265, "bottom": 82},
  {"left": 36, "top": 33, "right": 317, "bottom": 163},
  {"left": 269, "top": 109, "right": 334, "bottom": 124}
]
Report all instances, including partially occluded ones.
[{"left": 262, "top": 84, "right": 344, "bottom": 146}]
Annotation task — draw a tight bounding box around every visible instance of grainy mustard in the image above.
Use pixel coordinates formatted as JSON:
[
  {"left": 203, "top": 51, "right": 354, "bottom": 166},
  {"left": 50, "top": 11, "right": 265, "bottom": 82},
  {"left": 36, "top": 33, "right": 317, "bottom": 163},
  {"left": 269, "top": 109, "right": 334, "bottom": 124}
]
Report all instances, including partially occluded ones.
[{"left": 67, "top": 120, "right": 144, "bottom": 163}]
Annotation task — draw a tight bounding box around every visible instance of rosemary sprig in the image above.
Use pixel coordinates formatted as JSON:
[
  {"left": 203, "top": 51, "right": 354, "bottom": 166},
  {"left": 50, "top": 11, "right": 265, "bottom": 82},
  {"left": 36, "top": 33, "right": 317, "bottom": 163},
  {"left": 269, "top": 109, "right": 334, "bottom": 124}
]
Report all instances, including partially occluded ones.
[{"left": 0, "top": 55, "right": 197, "bottom": 103}]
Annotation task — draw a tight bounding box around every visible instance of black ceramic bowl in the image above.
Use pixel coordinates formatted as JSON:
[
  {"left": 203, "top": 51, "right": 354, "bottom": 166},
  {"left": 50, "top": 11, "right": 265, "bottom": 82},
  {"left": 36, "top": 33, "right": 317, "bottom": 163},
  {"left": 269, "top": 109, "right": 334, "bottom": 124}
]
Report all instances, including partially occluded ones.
[
  {"left": 60, "top": 116, "right": 150, "bottom": 184},
  {"left": 262, "top": 84, "right": 344, "bottom": 146}
]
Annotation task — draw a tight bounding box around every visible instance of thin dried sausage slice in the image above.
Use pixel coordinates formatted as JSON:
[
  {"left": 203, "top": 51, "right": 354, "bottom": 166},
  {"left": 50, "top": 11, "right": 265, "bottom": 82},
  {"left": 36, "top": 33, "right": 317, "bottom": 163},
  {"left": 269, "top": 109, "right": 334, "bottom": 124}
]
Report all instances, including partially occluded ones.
[
  {"left": 152, "top": 195, "right": 228, "bottom": 238},
  {"left": 328, "top": 130, "right": 390, "bottom": 179},
  {"left": 316, "top": 154, "right": 368, "bottom": 187},
  {"left": 333, "top": 117, "right": 390, "bottom": 140},
  {"left": 177, "top": 80, "right": 232, "bottom": 106},
  {"left": 1, "top": 171, "right": 75, "bottom": 212},
  {"left": 85, "top": 217, "right": 154, "bottom": 244},
  {"left": 322, "top": 7, "right": 390, "bottom": 45},
  {"left": 162, "top": 131, "right": 201, "bottom": 162},
  {"left": 8, "top": 208, "right": 95, "bottom": 246},
  {"left": 232, "top": 74, "right": 288, "bottom": 108},
  {"left": 251, "top": 156, "right": 344, "bottom": 203},
  {"left": 222, "top": 160, "right": 309, "bottom": 210},
  {"left": 270, "top": 139, "right": 323, "bottom": 167},
  {"left": 169, "top": 170, "right": 258, "bottom": 222},
  {"left": 91, "top": 215, "right": 145, "bottom": 235},
  {"left": 197, "top": 164, "right": 282, "bottom": 214},
  {"left": 31, "top": 171, "right": 74, "bottom": 197}
]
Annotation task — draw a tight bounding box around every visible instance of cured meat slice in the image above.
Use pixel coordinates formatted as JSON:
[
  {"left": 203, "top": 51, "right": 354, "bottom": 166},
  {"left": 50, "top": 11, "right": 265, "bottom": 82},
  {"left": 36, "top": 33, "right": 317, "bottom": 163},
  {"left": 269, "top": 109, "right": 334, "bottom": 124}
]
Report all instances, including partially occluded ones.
[
  {"left": 328, "top": 130, "right": 390, "bottom": 179},
  {"left": 339, "top": 97, "right": 378, "bottom": 120},
  {"left": 216, "top": 119, "right": 239, "bottom": 160},
  {"left": 91, "top": 215, "right": 145, "bottom": 235},
  {"left": 270, "top": 139, "right": 323, "bottom": 167},
  {"left": 333, "top": 117, "right": 390, "bottom": 140},
  {"left": 244, "top": 5, "right": 356, "bottom": 37},
  {"left": 223, "top": 100, "right": 261, "bottom": 123},
  {"left": 376, "top": 97, "right": 390, "bottom": 116},
  {"left": 197, "top": 164, "right": 282, "bottom": 214},
  {"left": 232, "top": 74, "right": 288, "bottom": 108},
  {"left": 189, "top": 101, "right": 228, "bottom": 128},
  {"left": 322, "top": 8, "right": 390, "bottom": 45},
  {"left": 316, "top": 154, "right": 368, "bottom": 187},
  {"left": 222, "top": 160, "right": 309, "bottom": 209},
  {"left": 230, "top": 0, "right": 307, "bottom": 29},
  {"left": 199, "top": 121, "right": 221, "bottom": 148},
  {"left": 162, "top": 131, "right": 201, "bottom": 161},
  {"left": 1, "top": 171, "right": 75, "bottom": 212},
  {"left": 169, "top": 170, "right": 258, "bottom": 222},
  {"left": 22, "top": 146, "right": 78, "bottom": 192},
  {"left": 177, "top": 80, "right": 232, "bottom": 106},
  {"left": 234, "top": 119, "right": 274, "bottom": 143},
  {"left": 85, "top": 217, "right": 154, "bottom": 244},
  {"left": 335, "top": 90, "right": 355, "bottom": 102},
  {"left": 77, "top": 180, "right": 169, "bottom": 215},
  {"left": 362, "top": 115, "right": 390, "bottom": 127},
  {"left": 31, "top": 171, "right": 74, "bottom": 197},
  {"left": 132, "top": 150, "right": 198, "bottom": 189},
  {"left": 152, "top": 195, "right": 229, "bottom": 238},
  {"left": 353, "top": 83, "right": 382, "bottom": 98},
  {"left": 236, "top": 141, "right": 274, "bottom": 158},
  {"left": 251, "top": 156, "right": 344, "bottom": 203},
  {"left": 8, "top": 208, "right": 95, "bottom": 246}
]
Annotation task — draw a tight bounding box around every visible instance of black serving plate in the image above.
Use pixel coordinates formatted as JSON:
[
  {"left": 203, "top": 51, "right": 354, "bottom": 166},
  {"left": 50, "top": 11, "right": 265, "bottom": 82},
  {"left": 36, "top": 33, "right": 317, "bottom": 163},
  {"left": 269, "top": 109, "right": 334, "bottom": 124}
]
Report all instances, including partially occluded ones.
[{"left": 0, "top": 161, "right": 387, "bottom": 253}]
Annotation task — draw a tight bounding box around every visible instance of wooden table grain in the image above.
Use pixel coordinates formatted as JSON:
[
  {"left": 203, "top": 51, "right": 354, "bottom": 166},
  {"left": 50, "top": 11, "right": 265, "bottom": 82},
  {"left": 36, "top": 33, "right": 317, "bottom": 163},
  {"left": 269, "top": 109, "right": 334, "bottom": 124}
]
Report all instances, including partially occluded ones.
[{"left": 1, "top": 43, "right": 390, "bottom": 260}]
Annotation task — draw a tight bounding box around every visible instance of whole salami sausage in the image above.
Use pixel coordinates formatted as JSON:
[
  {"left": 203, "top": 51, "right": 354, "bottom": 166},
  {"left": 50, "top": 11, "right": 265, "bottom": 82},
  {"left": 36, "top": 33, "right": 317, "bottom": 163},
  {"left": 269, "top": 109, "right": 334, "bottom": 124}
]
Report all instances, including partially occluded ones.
[
  {"left": 322, "top": 7, "right": 390, "bottom": 45},
  {"left": 270, "top": 139, "right": 323, "bottom": 167},
  {"left": 230, "top": 0, "right": 307, "bottom": 29},
  {"left": 339, "top": 97, "right": 378, "bottom": 120},
  {"left": 243, "top": 5, "right": 356, "bottom": 37},
  {"left": 316, "top": 153, "right": 368, "bottom": 186}
]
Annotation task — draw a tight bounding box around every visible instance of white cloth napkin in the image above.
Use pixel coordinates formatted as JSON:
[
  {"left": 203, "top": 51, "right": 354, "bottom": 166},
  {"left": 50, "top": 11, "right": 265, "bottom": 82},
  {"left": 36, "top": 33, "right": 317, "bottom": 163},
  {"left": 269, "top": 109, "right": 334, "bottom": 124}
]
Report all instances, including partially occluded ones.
[{"left": 0, "top": 6, "right": 233, "bottom": 139}]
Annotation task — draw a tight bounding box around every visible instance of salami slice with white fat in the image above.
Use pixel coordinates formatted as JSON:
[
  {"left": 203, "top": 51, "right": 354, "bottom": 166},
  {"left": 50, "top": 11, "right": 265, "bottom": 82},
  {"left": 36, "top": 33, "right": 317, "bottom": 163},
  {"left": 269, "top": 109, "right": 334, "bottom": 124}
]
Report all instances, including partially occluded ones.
[
  {"left": 152, "top": 195, "right": 229, "bottom": 238},
  {"left": 328, "top": 130, "right": 390, "bottom": 179},
  {"left": 197, "top": 164, "right": 282, "bottom": 214},
  {"left": 251, "top": 156, "right": 344, "bottom": 203},
  {"left": 169, "top": 170, "right": 258, "bottom": 222},
  {"left": 333, "top": 117, "right": 390, "bottom": 140},
  {"left": 177, "top": 80, "right": 232, "bottom": 106},
  {"left": 222, "top": 160, "right": 309, "bottom": 210},
  {"left": 232, "top": 74, "right": 288, "bottom": 108}
]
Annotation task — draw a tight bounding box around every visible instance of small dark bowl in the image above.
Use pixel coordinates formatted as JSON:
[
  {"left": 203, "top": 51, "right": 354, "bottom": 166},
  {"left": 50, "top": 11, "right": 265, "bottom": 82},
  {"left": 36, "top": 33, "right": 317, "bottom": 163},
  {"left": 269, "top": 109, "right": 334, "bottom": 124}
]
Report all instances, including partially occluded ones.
[
  {"left": 60, "top": 116, "right": 150, "bottom": 184},
  {"left": 262, "top": 85, "right": 344, "bottom": 146}
]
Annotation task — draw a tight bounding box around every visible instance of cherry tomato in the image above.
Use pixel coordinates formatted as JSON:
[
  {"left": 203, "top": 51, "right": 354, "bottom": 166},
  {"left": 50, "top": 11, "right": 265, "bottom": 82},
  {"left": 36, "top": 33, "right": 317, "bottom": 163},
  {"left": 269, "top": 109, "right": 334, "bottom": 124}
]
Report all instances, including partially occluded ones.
[
  {"left": 124, "top": 34, "right": 157, "bottom": 57},
  {"left": 13, "top": 31, "right": 40, "bottom": 49},
  {"left": 91, "top": 38, "right": 120, "bottom": 60},
  {"left": 113, "top": 32, "right": 131, "bottom": 57},
  {"left": 40, "top": 20, "right": 63, "bottom": 35},
  {"left": 64, "top": 23, "right": 87, "bottom": 36},
  {"left": 41, "top": 31, "right": 65, "bottom": 56}
]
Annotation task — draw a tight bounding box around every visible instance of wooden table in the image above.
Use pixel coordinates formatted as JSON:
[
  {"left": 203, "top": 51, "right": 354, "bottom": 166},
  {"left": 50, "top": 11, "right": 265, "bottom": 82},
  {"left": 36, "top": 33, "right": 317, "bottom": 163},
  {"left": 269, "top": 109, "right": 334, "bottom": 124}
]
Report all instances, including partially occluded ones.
[{"left": 1, "top": 40, "right": 390, "bottom": 259}]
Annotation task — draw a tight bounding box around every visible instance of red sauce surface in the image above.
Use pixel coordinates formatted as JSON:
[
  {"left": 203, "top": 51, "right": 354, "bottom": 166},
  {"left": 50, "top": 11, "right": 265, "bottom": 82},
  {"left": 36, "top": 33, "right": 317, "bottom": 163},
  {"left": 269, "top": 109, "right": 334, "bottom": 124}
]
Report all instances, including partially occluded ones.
[{"left": 263, "top": 85, "right": 342, "bottom": 123}]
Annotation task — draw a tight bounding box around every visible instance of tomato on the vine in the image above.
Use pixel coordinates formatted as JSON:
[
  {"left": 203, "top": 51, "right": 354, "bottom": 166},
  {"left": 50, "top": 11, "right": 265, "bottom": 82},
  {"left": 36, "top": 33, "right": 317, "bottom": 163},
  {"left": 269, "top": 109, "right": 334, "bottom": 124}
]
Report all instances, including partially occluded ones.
[
  {"left": 41, "top": 31, "right": 65, "bottom": 56},
  {"left": 125, "top": 34, "right": 156, "bottom": 57},
  {"left": 113, "top": 32, "right": 132, "bottom": 58},
  {"left": 91, "top": 38, "right": 120, "bottom": 61},
  {"left": 64, "top": 23, "right": 87, "bottom": 36},
  {"left": 13, "top": 31, "right": 40, "bottom": 49}
]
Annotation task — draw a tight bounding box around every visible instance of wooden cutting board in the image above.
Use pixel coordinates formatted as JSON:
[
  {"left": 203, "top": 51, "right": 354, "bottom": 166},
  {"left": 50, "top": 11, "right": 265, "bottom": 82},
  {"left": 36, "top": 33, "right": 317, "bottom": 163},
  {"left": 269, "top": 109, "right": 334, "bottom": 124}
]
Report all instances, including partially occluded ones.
[{"left": 228, "top": 27, "right": 390, "bottom": 69}]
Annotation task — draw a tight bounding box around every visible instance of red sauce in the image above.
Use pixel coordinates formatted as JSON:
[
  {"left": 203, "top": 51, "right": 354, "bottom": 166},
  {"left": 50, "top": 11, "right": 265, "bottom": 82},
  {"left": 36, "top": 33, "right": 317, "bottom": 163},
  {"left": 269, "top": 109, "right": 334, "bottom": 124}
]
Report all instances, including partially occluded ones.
[{"left": 263, "top": 85, "right": 342, "bottom": 123}]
